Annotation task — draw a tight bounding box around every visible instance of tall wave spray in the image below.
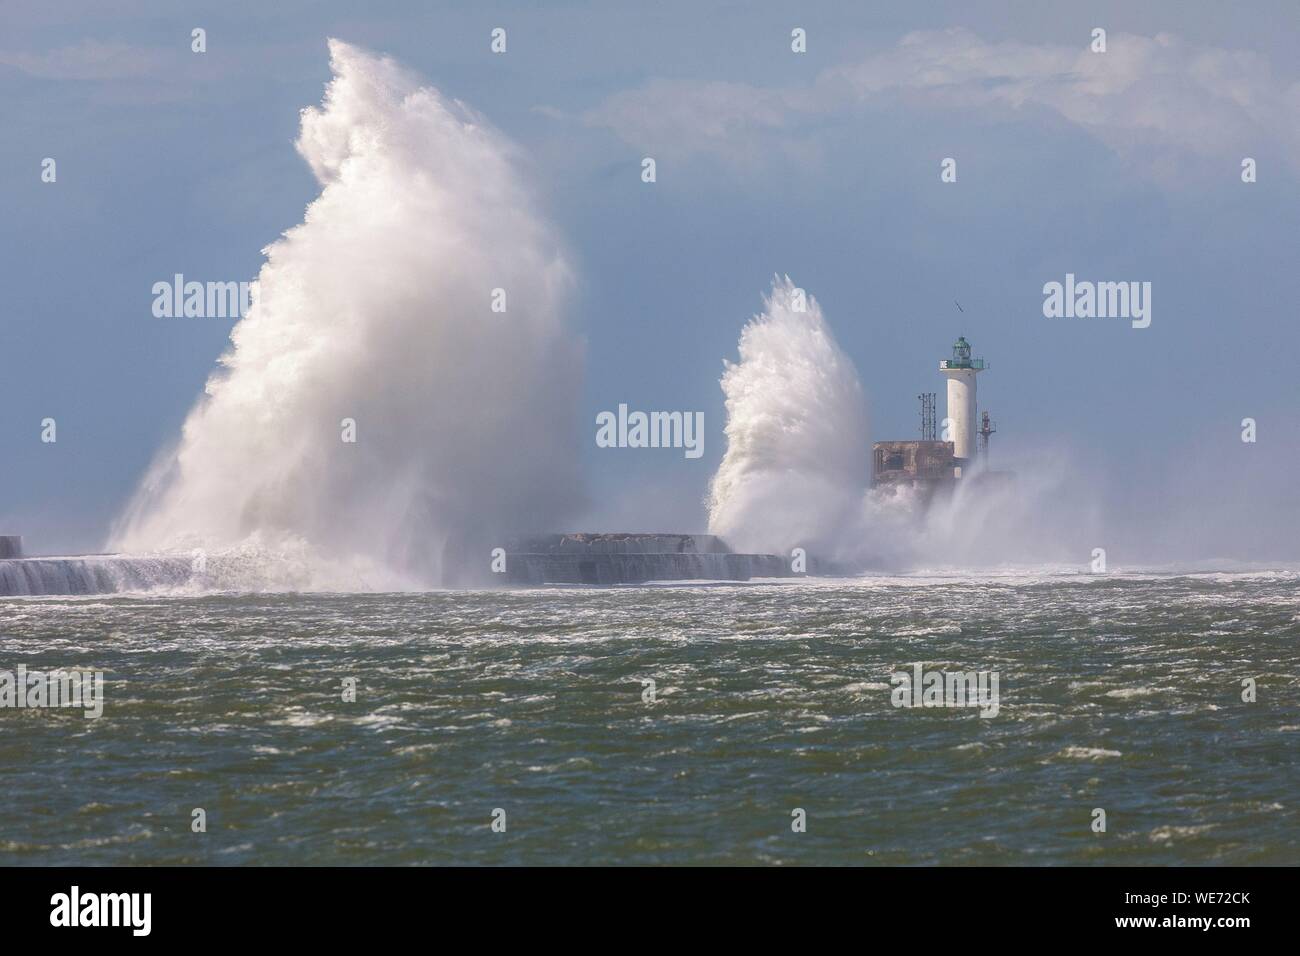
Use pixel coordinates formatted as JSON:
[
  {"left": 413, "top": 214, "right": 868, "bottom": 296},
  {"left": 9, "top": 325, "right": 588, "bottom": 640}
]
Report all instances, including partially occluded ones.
[
  {"left": 707, "top": 278, "right": 876, "bottom": 562},
  {"left": 112, "top": 40, "right": 583, "bottom": 588}
]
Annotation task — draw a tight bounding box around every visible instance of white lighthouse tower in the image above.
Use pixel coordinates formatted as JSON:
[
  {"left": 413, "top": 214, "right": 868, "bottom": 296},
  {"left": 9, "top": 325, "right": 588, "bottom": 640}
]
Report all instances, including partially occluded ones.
[{"left": 939, "top": 335, "right": 986, "bottom": 465}]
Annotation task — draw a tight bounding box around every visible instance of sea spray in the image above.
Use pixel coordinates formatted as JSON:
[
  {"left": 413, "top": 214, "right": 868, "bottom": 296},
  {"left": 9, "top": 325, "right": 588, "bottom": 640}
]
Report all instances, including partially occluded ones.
[
  {"left": 707, "top": 277, "right": 876, "bottom": 561},
  {"left": 706, "top": 277, "right": 1080, "bottom": 570},
  {"left": 111, "top": 40, "right": 584, "bottom": 586}
]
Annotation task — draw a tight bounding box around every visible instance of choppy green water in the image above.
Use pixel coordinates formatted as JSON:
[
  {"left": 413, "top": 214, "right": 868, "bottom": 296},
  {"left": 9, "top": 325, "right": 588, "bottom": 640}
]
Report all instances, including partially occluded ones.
[{"left": 1, "top": 571, "right": 1297, "bottom": 865}]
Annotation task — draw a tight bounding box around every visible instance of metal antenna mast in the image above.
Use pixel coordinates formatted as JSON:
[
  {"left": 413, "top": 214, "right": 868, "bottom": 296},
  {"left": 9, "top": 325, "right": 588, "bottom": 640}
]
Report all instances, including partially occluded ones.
[
  {"left": 979, "top": 411, "right": 996, "bottom": 462},
  {"left": 918, "top": 393, "right": 936, "bottom": 441}
]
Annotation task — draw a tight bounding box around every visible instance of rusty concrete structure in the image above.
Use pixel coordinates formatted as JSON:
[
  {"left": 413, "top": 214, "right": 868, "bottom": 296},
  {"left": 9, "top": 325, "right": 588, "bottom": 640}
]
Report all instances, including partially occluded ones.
[{"left": 872, "top": 440, "right": 958, "bottom": 487}]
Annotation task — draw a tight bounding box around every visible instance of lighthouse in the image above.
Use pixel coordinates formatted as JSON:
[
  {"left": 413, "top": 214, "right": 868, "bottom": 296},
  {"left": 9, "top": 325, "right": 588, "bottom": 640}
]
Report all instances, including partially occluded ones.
[{"left": 939, "top": 335, "right": 986, "bottom": 464}]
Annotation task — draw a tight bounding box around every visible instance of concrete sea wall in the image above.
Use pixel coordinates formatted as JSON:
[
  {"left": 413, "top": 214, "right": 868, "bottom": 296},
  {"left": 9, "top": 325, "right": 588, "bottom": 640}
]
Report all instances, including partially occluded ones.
[{"left": 500, "top": 533, "right": 793, "bottom": 584}]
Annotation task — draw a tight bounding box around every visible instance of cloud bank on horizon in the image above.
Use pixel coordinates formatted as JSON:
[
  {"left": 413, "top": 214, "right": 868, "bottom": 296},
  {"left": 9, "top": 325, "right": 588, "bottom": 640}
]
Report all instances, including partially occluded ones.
[{"left": 584, "top": 28, "right": 1300, "bottom": 179}]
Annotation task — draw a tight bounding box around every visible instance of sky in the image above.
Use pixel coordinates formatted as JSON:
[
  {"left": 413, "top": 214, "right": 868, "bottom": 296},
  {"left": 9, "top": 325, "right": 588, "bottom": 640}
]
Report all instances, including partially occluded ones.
[{"left": 1, "top": 0, "right": 1298, "bottom": 562}]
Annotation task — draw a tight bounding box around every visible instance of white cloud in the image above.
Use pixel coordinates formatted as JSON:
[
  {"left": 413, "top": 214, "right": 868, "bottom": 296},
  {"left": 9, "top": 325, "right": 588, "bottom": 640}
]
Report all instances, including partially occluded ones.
[
  {"left": 0, "top": 39, "right": 168, "bottom": 80},
  {"left": 588, "top": 78, "right": 790, "bottom": 150},
  {"left": 583, "top": 28, "right": 1300, "bottom": 177}
]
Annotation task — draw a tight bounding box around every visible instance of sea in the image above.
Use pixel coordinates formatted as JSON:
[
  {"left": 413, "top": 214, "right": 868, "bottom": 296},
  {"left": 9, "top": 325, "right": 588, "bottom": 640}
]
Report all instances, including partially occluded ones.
[{"left": 1, "top": 569, "right": 1297, "bottom": 865}]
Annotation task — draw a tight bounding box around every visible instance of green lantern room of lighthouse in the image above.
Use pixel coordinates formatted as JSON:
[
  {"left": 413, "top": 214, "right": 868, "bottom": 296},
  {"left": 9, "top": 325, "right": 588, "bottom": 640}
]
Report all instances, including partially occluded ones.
[{"left": 943, "top": 335, "right": 986, "bottom": 370}]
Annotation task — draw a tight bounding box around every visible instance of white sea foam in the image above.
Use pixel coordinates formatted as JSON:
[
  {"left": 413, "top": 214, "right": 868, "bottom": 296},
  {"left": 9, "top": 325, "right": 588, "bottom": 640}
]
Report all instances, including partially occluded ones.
[{"left": 1056, "top": 745, "right": 1123, "bottom": 760}]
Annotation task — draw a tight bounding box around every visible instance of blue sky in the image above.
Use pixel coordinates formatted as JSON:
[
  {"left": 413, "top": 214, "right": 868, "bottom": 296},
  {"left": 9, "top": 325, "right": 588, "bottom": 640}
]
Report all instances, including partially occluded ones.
[{"left": 2, "top": 1, "right": 1298, "bottom": 560}]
